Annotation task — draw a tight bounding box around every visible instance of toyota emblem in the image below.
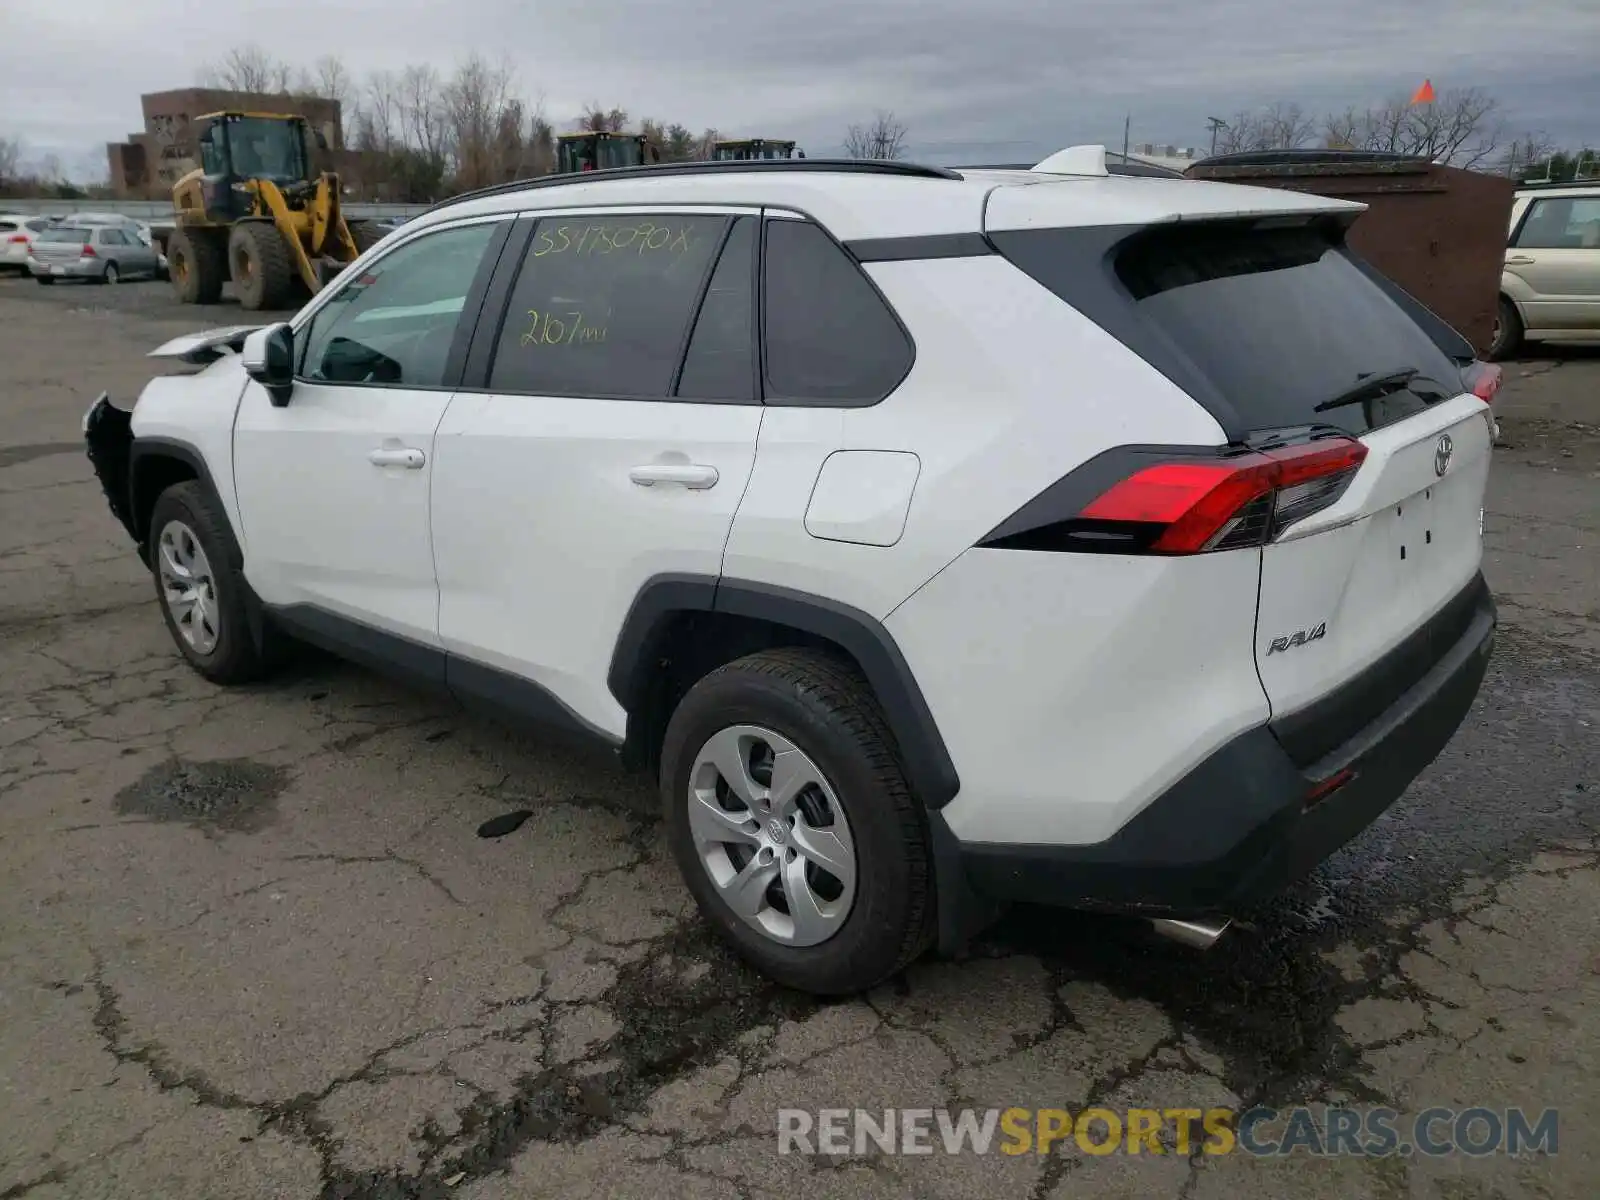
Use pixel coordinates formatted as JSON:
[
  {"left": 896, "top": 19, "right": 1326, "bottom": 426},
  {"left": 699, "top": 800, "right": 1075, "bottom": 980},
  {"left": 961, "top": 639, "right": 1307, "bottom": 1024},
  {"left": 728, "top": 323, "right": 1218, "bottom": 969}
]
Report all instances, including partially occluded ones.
[{"left": 1434, "top": 433, "right": 1454, "bottom": 477}]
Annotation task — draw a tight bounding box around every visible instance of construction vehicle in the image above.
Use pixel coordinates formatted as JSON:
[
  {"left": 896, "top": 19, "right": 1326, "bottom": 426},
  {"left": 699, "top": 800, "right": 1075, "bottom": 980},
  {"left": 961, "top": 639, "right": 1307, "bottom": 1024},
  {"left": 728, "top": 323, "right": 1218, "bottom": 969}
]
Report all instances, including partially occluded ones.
[
  {"left": 165, "top": 111, "right": 385, "bottom": 311},
  {"left": 712, "top": 139, "right": 803, "bottom": 161},
  {"left": 555, "top": 131, "right": 662, "bottom": 174}
]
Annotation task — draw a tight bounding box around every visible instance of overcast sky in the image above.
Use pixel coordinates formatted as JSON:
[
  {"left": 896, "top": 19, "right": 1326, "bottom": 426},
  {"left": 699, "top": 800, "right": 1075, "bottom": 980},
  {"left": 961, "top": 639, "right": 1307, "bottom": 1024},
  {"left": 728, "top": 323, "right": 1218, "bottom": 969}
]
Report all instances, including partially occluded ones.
[{"left": 4, "top": 0, "right": 1597, "bottom": 179}]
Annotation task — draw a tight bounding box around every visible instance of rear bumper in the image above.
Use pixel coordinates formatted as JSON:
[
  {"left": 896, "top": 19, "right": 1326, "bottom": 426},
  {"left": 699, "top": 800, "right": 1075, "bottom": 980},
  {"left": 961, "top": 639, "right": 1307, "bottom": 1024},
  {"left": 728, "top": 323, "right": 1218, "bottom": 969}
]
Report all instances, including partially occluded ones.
[
  {"left": 30, "top": 258, "right": 101, "bottom": 279},
  {"left": 937, "top": 573, "right": 1495, "bottom": 934}
]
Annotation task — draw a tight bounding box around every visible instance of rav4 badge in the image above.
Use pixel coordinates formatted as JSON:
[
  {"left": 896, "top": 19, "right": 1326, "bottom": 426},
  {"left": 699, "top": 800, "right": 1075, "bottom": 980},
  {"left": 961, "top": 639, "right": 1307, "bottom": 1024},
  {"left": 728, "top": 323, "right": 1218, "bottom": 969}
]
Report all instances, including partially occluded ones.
[{"left": 1266, "top": 623, "right": 1327, "bottom": 655}]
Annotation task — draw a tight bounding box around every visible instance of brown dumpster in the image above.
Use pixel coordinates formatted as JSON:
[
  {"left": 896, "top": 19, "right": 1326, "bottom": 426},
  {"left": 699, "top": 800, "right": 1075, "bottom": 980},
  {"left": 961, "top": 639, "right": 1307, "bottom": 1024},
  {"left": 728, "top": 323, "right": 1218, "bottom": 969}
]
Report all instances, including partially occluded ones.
[{"left": 1185, "top": 150, "right": 1515, "bottom": 356}]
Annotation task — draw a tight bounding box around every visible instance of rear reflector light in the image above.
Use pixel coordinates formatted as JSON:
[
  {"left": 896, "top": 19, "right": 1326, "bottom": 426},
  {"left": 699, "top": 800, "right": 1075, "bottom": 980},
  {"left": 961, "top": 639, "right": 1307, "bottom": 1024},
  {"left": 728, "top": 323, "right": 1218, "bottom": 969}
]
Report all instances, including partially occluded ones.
[
  {"left": 1078, "top": 439, "right": 1368, "bottom": 554},
  {"left": 1462, "top": 360, "right": 1501, "bottom": 404}
]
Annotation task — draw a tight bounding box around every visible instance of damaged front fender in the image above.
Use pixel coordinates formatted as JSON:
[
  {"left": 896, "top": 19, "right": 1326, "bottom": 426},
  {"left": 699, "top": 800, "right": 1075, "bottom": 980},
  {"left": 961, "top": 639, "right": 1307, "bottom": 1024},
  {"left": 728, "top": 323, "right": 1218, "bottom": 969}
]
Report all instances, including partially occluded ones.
[{"left": 83, "top": 392, "right": 138, "bottom": 545}]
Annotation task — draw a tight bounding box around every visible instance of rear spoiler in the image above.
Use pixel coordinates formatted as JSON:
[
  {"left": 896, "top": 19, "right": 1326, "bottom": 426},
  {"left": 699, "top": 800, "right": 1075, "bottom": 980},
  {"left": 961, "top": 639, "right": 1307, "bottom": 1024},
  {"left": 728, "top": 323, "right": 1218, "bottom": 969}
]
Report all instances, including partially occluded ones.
[{"left": 147, "top": 324, "right": 265, "bottom": 366}]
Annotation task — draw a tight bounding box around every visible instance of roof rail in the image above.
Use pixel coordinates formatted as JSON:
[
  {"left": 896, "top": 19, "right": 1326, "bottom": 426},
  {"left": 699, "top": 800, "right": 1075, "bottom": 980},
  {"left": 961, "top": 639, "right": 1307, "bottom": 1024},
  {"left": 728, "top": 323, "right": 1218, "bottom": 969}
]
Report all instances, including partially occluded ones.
[{"left": 427, "top": 158, "right": 965, "bottom": 215}]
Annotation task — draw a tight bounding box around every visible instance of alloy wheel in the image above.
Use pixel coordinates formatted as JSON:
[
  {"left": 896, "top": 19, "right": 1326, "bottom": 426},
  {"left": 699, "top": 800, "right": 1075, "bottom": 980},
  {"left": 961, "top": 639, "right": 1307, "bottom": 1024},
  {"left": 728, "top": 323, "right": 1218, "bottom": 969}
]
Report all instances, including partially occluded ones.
[
  {"left": 687, "top": 724, "right": 858, "bottom": 946},
  {"left": 156, "top": 519, "right": 220, "bottom": 655}
]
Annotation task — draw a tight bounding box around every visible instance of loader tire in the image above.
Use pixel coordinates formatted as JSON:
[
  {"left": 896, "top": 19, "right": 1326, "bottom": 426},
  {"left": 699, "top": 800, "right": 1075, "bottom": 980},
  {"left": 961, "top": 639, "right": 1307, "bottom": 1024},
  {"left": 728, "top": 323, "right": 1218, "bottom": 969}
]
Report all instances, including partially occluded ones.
[
  {"left": 229, "top": 222, "right": 294, "bottom": 312},
  {"left": 168, "top": 228, "right": 225, "bottom": 305},
  {"left": 348, "top": 220, "right": 386, "bottom": 255}
]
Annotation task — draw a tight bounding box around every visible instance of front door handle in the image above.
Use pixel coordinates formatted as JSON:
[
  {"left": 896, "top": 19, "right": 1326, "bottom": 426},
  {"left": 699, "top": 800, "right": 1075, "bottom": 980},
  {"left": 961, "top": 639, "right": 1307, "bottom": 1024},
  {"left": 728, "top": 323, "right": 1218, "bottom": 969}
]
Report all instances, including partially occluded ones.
[
  {"left": 369, "top": 447, "right": 425, "bottom": 469},
  {"left": 629, "top": 463, "right": 719, "bottom": 489},
  {"left": 1504, "top": 255, "right": 1536, "bottom": 266}
]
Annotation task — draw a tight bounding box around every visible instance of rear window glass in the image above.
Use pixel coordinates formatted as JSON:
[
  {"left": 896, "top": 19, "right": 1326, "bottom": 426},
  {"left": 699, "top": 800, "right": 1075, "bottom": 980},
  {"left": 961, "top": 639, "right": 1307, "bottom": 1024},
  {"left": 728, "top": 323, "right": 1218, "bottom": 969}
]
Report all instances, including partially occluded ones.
[
  {"left": 38, "top": 228, "right": 91, "bottom": 243},
  {"left": 993, "top": 221, "right": 1463, "bottom": 437}
]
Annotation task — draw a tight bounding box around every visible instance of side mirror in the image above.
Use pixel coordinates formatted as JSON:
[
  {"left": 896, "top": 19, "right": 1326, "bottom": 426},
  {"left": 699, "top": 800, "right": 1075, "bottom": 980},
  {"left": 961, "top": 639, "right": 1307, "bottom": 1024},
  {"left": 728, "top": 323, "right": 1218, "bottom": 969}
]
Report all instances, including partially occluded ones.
[
  {"left": 242, "top": 323, "right": 295, "bottom": 407},
  {"left": 314, "top": 129, "right": 329, "bottom": 152}
]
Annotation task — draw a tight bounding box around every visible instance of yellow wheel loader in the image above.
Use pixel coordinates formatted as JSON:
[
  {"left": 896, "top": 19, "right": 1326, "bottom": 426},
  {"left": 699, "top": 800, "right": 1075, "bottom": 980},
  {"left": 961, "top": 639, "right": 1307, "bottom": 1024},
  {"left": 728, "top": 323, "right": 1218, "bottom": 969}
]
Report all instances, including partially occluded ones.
[
  {"left": 555, "top": 131, "right": 662, "bottom": 174},
  {"left": 166, "top": 111, "right": 385, "bottom": 311},
  {"left": 711, "top": 138, "right": 803, "bottom": 161}
]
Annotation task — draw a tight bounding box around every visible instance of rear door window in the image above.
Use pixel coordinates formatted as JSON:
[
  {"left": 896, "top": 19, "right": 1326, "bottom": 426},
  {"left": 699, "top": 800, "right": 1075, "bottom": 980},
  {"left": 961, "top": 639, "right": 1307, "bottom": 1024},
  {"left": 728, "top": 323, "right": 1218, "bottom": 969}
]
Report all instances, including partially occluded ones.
[
  {"left": 1514, "top": 196, "right": 1600, "bottom": 249},
  {"left": 487, "top": 213, "right": 726, "bottom": 399},
  {"left": 762, "top": 218, "right": 913, "bottom": 406},
  {"left": 675, "top": 217, "right": 756, "bottom": 402},
  {"left": 991, "top": 220, "right": 1463, "bottom": 437}
]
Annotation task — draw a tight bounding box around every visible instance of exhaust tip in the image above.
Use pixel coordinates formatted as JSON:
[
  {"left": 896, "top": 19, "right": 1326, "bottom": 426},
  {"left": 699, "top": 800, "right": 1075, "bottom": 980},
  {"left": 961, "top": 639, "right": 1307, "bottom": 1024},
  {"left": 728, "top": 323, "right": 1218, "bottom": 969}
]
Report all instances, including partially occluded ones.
[{"left": 1150, "top": 916, "right": 1232, "bottom": 950}]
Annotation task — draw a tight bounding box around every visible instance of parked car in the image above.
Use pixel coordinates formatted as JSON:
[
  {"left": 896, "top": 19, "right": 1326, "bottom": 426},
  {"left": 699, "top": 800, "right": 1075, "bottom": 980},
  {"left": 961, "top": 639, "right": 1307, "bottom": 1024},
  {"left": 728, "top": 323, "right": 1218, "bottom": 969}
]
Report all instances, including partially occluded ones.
[
  {"left": 0, "top": 214, "right": 55, "bottom": 273},
  {"left": 29, "top": 223, "right": 164, "bottom": 284},
  {"left": 82, "top": 152, "right": 1498, "bottom": 995},
  {"left": 1493, "top": 181, "right": 1600, "bottom": 358}
]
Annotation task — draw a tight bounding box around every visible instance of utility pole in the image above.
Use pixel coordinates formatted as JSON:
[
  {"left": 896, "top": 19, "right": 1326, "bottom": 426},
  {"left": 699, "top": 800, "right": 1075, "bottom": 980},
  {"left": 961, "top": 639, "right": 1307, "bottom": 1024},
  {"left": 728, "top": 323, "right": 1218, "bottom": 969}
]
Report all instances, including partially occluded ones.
[
  {"left": 1122, "top": 113, "right": 1131, "bottom": 160},
  {"left": 1207, "top": 116, "right": 1226, "bottom": 156}
]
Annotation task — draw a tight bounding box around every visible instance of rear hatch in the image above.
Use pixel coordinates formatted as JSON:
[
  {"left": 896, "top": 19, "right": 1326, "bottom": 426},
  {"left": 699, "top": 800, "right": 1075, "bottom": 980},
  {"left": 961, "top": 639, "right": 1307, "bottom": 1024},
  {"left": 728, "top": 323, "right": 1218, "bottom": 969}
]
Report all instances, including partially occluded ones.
[
  {"left": 31, "top": 227, "right": 93, "bottom": 263},
  {"left": 986, "top": 179, "right": 1493, "bottom": 746}
]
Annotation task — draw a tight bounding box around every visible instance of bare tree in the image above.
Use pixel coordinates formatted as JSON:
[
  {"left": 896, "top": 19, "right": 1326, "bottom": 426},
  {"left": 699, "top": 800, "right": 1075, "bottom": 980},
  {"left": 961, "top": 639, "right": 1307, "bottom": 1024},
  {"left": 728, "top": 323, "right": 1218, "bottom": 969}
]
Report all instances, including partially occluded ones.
[
  {"left": 37, "top": 153, "right": 63, "bottom": 183},
  {"left": 528, "top": 109, "right": 556, "bottom": 175},
  {"left": 1215, "top": 102, "right": 1316, "bottom": 154},
  {"left": 578, "top": 105, "right": 629, "bottom": 133},
  {"left": 444, "top": 53, "right": 520, "bottom": 188},
  {"left": 1322, "top": 87, "right": 1504, "bottom": 167},
  {"left": 199, "top": 44, "right": 293, "bottom": 94},
  {"left": 293, "top": 56, "right": 356, "bottom": 145},
  {"left": 357, "top": 70, "right": 401, "bottom": 153},
  {"left": 693, "top": 128, "right": 721, "bottom": 160},
  {"left": 398, "top": 65, "right": 447, "bottom": 160},
  {"left": 0, "top": 135, "right": 21, "bottom": 185},
  {"left": 843, "top": 111, "right": 908, "bottom": 159}
]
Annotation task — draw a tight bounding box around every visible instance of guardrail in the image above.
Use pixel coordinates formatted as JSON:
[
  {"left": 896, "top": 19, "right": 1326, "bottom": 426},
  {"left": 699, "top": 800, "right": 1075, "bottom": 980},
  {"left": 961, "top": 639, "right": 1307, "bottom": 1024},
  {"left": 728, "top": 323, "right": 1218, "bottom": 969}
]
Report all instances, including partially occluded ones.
[{"left": 0, "top": 198, "right": 430, "bottom": 226}]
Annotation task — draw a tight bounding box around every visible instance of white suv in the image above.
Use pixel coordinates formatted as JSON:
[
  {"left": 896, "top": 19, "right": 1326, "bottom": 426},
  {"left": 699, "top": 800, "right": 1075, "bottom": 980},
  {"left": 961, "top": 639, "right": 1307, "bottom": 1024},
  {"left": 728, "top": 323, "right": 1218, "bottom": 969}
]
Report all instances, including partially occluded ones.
[{"left": 84, "top": 151, "right": 1499, "bottom": 995}]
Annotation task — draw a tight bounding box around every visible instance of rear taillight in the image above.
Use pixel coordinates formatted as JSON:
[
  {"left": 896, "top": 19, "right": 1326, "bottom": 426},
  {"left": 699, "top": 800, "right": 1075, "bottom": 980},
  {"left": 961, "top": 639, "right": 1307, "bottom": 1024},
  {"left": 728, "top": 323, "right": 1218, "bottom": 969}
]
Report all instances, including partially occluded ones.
[
  {"left": 1461, "top": 360, "right": 1501, "bottom": 405},
  {"left": 6, "top": 234, "right": 26, "bottom": 244},
  {"left": 79, "top": 243, "right": 96, "bottom": 257},
  {"left": 1070, "top": 439, "right": 1368, "bottom": 554}
]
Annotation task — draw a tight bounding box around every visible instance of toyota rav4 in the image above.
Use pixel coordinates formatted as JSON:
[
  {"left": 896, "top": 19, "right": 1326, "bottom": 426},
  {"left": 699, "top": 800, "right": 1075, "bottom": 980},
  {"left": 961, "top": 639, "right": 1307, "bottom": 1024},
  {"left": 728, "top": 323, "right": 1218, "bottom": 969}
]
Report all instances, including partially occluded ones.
[{"left": 83, "top": 150, "right": 1499, "bottom": 995}]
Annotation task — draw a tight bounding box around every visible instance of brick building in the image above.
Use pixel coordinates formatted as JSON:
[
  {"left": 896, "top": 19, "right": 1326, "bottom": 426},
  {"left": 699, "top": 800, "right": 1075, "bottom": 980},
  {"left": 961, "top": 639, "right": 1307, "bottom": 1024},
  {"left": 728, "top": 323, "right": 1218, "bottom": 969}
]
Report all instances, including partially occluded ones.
[{"left": 106, "top": 89, "right": 344, "bottom": 198}]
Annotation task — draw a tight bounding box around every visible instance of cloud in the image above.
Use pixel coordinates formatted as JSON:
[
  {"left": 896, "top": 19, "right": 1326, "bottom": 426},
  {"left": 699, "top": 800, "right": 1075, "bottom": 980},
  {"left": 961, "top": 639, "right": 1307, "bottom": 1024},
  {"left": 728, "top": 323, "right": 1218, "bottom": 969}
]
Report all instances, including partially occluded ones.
[{"left": 3, "top": 0, "right": 1596, "bottom": 175}]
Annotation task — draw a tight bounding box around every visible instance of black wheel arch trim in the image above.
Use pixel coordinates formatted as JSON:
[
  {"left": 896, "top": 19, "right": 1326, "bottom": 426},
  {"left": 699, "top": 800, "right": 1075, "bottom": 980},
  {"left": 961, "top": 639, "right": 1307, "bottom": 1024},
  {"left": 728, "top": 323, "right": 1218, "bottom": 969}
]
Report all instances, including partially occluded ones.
[
  {"left": 128, "top": 436, "right": 238, "bottom": 564},
  {"left": 608, "top": 574, "right": 962, "bottom": 810}
]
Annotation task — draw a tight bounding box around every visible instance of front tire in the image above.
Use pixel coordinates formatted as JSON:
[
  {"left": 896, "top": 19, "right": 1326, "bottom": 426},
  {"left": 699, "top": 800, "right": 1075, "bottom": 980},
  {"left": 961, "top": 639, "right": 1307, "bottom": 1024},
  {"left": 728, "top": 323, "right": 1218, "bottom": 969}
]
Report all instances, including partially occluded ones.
[
  {"left": 660, "top": 648, "right": 935, "bottom": 995},
  {"left": 148, "top": 481, "right": 276, "bottom": 685},
  {"left": 229, "top": 222, "right": 294, "bottom": 311}
]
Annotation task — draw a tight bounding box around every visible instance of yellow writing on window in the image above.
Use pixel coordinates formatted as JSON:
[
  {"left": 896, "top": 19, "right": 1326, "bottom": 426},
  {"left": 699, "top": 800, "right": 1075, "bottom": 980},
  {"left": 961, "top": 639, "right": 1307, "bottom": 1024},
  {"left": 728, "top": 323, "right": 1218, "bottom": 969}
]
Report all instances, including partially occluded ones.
[
  {"left": 532, "top": 222, "right": 693, "bottom": 258},
  {"left": 519, "top": 309, "right": 609, "bottom": 347}
]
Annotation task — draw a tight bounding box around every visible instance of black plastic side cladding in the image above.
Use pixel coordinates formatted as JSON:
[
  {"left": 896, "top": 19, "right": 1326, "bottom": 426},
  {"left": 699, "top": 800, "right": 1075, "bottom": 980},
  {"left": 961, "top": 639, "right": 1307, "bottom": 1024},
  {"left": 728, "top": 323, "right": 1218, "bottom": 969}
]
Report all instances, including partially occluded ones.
[{"left": 607, "top": 576, "right": 962, "bottom": 810}]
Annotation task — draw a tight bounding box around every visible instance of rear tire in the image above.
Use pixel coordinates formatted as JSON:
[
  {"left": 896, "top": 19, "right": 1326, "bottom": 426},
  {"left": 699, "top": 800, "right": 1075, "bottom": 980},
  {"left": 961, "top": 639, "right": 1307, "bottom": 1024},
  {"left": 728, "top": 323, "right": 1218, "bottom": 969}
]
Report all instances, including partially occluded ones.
[
  {"left": 147, "top": 481, "right": 278, "bottom": 685},
  {"left": 1488, "top": 296, "right": 1523, "bottom": 361},
  {"left": 36, "top": 275, "right": 54, "bottom": 286},
  {"left": 660, "top": 647, "right": 935, "bottom": 995},
  {"left": 168, "top": 229, "right": 225, "bottom": 305},
  {"left": 348, "top": 220, "right": 386, "bottom": 255},
  {"left": 101, "top": 262, "right": 119, "bottom": 285},
  {"left": 228, "top": 222, "right": 294, "bottom": 311}
]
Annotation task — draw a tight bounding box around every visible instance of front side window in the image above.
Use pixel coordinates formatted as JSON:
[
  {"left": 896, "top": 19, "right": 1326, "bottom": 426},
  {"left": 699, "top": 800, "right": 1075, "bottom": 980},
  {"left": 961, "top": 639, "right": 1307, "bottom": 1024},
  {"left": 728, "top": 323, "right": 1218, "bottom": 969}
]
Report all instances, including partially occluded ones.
[
  {"left": 488, "top": 213, "right": 726, "bottom": 399},
  {"left": 762, "top": 218, "right": 914, "bottom": 405},
  {"left": 297, "top": 221, "right": 499, "bottom": 388}
]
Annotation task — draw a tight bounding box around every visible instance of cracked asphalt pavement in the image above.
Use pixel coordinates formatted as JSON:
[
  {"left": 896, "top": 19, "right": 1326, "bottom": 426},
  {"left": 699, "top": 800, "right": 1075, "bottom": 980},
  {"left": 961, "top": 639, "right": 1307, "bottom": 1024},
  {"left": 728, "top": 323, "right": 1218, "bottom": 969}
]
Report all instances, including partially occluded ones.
[{"left": 2, "top": 275, "right": 1597, "bottom": 1199}]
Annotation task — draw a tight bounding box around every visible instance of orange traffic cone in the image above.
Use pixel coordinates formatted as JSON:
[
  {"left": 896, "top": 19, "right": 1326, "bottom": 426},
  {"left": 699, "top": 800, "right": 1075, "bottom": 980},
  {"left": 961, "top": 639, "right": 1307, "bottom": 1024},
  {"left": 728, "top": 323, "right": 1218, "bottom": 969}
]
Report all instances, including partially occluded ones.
[{"left": 1410, "top": 79, "right": 1436, "bottom": 105}]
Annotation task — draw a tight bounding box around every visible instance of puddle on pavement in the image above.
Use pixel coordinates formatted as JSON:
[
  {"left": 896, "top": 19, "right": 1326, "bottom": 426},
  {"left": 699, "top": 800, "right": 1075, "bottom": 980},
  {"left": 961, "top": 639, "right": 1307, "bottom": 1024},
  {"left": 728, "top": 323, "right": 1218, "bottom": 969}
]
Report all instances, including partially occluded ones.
[{"left": 113, "top": 757, "right": 289, "bottom": 834}]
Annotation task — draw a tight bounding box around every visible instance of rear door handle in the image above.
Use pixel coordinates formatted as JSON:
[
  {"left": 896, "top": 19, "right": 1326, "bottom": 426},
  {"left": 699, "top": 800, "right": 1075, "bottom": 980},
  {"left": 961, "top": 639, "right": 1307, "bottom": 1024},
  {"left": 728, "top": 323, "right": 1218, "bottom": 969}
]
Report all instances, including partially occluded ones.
[
  {"left": 1505, "top": 255, "right": 1536, "bottom": 266},
  {"left": 629, "top": 463, "right": 719, "bottom": 489},
  {"left": 369, "top": 447, "right": 425, "bottom": 469}
]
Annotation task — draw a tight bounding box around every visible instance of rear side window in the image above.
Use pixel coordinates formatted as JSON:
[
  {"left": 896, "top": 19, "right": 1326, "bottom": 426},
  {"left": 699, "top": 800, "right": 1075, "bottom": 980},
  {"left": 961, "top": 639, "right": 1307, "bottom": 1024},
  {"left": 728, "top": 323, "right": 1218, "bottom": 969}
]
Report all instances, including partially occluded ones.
[
  {"left": 0, "top": 221, "right": 14, "bottom": 233},
  {"left": 762, "top": 218, "right": 912, "bottom": 406},
  {"left": 992, "top": 221, "right": 1463, "bottom": 437},
  {"left": 489, "top": 213, "right": 726, "bottom": 399}
]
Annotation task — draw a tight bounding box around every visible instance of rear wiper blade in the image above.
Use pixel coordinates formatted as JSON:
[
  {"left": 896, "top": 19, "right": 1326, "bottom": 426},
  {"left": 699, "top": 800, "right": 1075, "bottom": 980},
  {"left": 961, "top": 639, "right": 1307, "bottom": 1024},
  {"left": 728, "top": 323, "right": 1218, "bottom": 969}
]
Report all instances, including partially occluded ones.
[{"left": 1313, "top": 368, "right": 1420, "bottom": 413}]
